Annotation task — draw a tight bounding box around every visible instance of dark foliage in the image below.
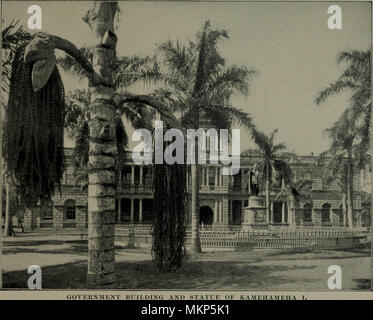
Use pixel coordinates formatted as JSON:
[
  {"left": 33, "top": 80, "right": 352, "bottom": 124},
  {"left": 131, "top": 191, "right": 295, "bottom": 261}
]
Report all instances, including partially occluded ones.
[{"left": 4, "top": 45, "right": 65, "bottom": 207}]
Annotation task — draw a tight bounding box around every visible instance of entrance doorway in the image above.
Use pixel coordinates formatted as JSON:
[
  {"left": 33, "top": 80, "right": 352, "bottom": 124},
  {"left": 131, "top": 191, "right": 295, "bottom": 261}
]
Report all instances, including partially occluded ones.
[{"left": 200, "top": 206, "right": 214, "bottom": 225}]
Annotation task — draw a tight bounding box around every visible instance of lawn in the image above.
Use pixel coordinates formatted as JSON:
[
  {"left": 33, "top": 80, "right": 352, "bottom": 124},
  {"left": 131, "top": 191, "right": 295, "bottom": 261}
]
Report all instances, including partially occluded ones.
[{"left": 2, "top": 233, "right": 371, "bottom": 290}]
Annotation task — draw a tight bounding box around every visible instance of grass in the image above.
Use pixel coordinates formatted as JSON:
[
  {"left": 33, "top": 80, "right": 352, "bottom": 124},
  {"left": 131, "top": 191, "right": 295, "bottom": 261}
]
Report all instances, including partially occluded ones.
[
  {"left": 2, "top": 234, "right": 372, "bottom": 290},
  {"left": 3, "top": 258, "right": 314, "bottom": 289}
]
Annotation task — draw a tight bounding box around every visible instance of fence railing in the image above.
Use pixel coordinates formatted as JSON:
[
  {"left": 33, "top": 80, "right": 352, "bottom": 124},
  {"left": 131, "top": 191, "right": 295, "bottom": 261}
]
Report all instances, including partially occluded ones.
[{"left": 115, "top": 224, "right": 368, "bottom": 249}]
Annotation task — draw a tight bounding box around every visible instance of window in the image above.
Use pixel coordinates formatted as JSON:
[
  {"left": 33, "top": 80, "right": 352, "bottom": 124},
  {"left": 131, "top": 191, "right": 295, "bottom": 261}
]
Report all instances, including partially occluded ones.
[
  {"left": 208, "top": 168, "right": 215, "bottom": 186},
  {"left": 303, "top": 203, "right": 312, "bottom": 222},
  {"left": 41, "top": 201, "right": 53, "bottom": 220},
  {"left": 63, "top": 166, "right": 75, "bottom": 185},
  {"left": 322, "top": 203, "right": 331, "bottom": 223},
  {"left": 64, "top": 200, "right": 76, "bottom": 220}
]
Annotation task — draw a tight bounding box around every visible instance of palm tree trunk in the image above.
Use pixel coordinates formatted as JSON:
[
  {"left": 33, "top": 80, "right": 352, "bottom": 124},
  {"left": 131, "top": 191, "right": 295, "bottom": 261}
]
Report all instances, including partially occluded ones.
[
  {"left": 346, "top": 153, "right": 354, "bottom": 229},
  {"left": 190, "top": 106, "right": 201, "bottom": 253},
  {"left": 4, "top": 181, "right": 10, "bottom": 237},
  {"left": 84, "top": 2, "right": 118, "bottom": 288},
  {"left": 266, "top": 162, "right": 270, "bottom": 223}
]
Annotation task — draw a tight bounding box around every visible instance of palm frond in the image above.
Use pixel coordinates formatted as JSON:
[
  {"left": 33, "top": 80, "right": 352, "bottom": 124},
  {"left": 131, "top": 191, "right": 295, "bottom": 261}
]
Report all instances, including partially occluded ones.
[{"left": 58, "top": 45, "right": 93, "bottom": 81}]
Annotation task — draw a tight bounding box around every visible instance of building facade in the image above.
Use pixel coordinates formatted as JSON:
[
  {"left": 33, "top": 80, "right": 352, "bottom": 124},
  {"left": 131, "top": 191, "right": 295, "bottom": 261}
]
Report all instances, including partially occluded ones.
[{"left": 24, "top": 147, "right": 364, "bottom": 231}]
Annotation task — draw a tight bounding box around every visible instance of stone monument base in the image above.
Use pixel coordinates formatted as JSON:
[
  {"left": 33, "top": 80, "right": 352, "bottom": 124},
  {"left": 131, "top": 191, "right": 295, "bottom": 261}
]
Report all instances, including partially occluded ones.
[{"left": 242, "top": 196, "right": 268, "bottom": 232}]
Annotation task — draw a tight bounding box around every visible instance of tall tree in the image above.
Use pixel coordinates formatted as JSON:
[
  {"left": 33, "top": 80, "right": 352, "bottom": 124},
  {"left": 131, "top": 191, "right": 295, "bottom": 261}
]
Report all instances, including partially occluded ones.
[
  {"left": 3, "top": 2, "right": 182, "bottom": 288},
  {"left": 315, "top": 50, "right": 371, "bottom": 219},
  {"left": 314, "top": 49, "right": 372, "bottom": 288},
  {"left": 319, "top": 108, "right": 367, "bottom": 228},
  {"left": 242, "top": 129, "right": 287, "bottom": 223},
  {"left": 156, "top": 21, "right": 256, "bottom": 252}
]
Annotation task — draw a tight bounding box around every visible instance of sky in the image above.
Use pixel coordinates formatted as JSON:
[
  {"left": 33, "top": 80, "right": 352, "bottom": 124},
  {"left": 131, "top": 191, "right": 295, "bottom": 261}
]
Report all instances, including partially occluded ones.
[{"left": 2, "top": 1, "right": 371, "bottom": 155}]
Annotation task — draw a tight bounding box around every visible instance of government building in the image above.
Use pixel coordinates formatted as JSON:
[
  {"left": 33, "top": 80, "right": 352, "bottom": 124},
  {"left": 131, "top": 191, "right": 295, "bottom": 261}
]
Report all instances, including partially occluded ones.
[{"left": 24, "top": 147, "right": 365, "bottom": 231}]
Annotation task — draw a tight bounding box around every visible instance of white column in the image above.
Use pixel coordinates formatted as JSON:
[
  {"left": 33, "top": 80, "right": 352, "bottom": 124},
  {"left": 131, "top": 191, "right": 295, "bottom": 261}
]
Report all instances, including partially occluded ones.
[
  {"left": 214, "top": 201, "right": 218, "bottom": 223},
  {"left": 117, "top": 199, "right": 121, "bottom": 223},
  {"left": 270, "top": 202, "right": 274, "bottom": 223},
  {"left": 215, "top": 168, "right": 218, "bottom": 186},
  {"left": 288, "top": 201, "right": 294, "bottom": 227},
  {"left": 130, "top": 199, "right": 134, "bottom": 222},
  {"left": 281, "top": 202, "right": 286, "bottom": 223},
  {"left": 219, "top": 201, "right": 223, "bottom": 222},
  {"left": 139, "top": 199, "right": 143, "bottom": 222},
  {"left": 131, "top": 166, "right": 135, "bottom": 185},
  {"left": 219, "top": 168, "right": 223, "bottom": 186},
  {"left": 139, "top": 166, "right": 143, "bottom": 186}
]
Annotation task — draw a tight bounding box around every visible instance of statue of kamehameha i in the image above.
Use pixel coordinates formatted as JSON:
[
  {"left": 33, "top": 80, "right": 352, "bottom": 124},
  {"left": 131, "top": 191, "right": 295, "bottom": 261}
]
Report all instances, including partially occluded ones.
[{"left": 249, "top": 164, "right": 260, "bottom": 196}]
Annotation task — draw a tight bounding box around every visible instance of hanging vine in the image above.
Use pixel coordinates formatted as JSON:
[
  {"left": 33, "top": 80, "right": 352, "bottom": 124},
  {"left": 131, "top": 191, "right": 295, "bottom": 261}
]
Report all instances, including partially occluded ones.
[{"left": 4, "top": 44, "right": 65, "bottom": 207}]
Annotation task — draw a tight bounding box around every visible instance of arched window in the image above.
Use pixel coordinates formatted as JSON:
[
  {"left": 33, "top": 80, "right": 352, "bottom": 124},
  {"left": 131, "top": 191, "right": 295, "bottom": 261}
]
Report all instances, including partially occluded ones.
[
  {"left": 64, "top": 199, "right": 76, "bottom": 220},
  {"left": 322, "top": 203, "right": 331, "bottom": 223},
  {"left": 303, "top": 203, "right": 312, "bottom": 222}
]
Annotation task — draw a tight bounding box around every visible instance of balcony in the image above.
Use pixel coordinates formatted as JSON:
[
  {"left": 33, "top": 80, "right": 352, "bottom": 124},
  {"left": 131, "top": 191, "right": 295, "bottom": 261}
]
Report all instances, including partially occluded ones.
[{"left": 117, "top": 182, "right": 153, "bottom": 195}]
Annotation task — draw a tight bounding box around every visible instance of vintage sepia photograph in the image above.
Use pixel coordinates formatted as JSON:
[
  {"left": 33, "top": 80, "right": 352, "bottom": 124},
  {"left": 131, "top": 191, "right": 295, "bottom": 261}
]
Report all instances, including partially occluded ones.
[{"left": 0, "top": 0, "right": 372, "bottom": 295}]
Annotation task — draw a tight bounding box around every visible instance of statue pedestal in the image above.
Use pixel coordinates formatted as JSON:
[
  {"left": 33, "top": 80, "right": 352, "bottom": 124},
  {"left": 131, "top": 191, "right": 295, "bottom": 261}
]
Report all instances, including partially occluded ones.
[{"left": 242, "top": 196, "right": 268, "bottom": 232}]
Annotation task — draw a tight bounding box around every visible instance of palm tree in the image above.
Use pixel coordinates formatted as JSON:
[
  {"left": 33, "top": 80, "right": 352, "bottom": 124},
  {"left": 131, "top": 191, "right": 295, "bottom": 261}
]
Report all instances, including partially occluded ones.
[
  {"left": 64, "top": 89, "right": 153, "bottom": 191},
  {"left": 156, "top": 21, "right": 256, "bottom": 252},
  {"left": 314, "top": 49, "right": 371, "bottom": 288},
  {"left": 315, "top": 51, "right": 371, "bottom": 136},
  {"left": 319, "top": 108, "right": 367, "bottom": 228},
  {"left": 3, "top": 2, "right": 181, "bottom": 288},
  {"left": 1, "top": 20, "right": 31, "bottom": 92},
  {"left": 242, "top": 129, "right": 287, "bottom": 223}
]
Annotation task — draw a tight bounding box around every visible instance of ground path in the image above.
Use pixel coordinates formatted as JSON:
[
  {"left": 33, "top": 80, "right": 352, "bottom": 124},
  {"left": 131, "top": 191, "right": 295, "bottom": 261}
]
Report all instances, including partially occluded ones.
[{"left": 2, "top": 232, "right": 371, "bottom": 290}]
